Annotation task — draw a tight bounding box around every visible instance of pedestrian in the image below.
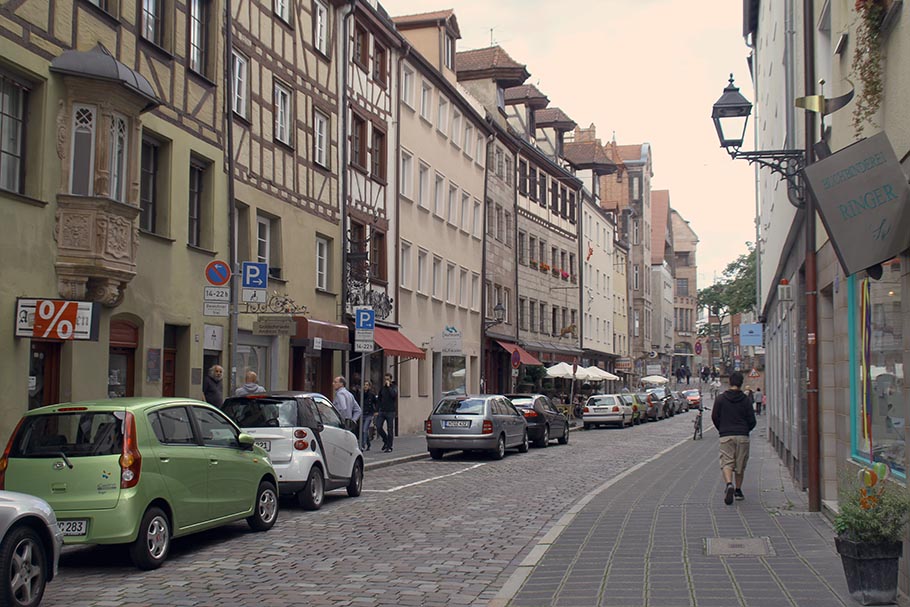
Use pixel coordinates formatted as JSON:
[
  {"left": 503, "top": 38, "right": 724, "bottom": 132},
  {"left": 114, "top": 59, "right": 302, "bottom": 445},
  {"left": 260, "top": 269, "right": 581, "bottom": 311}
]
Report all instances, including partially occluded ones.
[
  {"left": 754, "top": 387, "right": 763, "bottom": 415},
  {"left": 332, "top": 376, "right": 362, "bottom": 433},
  {"left": 234, "top": 370, "right": 265, "bottom": 396},
  {"left": 360, "top": 380, "right": 378, "bottom": 451},
  {"left": 202, "top": 365, "right": 224, "bottom": 407},
  {"left": 685, "top": 366, "right": 691, "bottom": 385},
  {"left": 376, "top": 373, "right": 398, "bottom": 453},
  {"left": 711, "top": 371, "right": 757, "bottom": 505}
]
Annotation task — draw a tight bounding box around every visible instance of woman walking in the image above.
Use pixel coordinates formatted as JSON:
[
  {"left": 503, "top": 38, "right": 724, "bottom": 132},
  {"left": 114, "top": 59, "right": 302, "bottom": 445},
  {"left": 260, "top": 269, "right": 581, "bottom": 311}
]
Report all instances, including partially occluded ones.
[{"left": 360, "top": 380, "right": 378, "bottom": 451}]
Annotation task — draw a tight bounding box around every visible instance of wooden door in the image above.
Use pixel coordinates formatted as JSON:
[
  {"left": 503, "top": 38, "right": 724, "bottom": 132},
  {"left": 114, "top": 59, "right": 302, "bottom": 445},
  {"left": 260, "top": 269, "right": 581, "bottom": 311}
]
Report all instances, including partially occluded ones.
[{"left": 162, "top": 349, "right": 177, "bottom": 397}]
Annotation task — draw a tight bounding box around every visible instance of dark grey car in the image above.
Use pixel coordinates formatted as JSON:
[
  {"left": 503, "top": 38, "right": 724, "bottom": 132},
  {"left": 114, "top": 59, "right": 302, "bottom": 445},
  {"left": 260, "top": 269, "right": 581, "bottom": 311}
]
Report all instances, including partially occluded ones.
[{"left": 425, "top": 395, "right": 529, "bottom": 460}]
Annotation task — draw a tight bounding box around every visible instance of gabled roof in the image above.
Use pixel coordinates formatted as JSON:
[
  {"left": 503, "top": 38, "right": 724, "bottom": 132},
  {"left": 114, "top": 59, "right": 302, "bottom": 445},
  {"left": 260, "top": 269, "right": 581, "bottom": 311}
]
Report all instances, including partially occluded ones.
[
  {"left": 603, "top": 140, "right": 627, "bottom": 172},
  {"left": 617, "top": 144, "right": 645, "bottom": 162},
  {"left": 456, "top": 45, "right": 529, "bottom": 85},
  {"left": 651, "top": 190, "right": 671, "bottom": 264},
  {"left": 392, "top": 9, "right": 461, "bottom": 38},
  {"left": 563, "top": 140, "right": 617, "bottom": 174},
  {"left": 50, "top": 43, "right": 160, "bottom": 111},
  {"left": 504, "top": 84, "right": 549, "bottom": 108},
  {"left": 535, "top": 107, "right": 576, "bottom": 131}
]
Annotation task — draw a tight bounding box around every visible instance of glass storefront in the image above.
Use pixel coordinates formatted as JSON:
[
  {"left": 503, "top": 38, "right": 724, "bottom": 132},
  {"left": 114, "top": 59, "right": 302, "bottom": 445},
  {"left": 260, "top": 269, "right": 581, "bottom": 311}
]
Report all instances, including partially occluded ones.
[
  {"left": 442, "top": 355, "right": 466, "bottom": 396},
  {"left": 851, "top": 260, "right": 905, "bottom": 477}
]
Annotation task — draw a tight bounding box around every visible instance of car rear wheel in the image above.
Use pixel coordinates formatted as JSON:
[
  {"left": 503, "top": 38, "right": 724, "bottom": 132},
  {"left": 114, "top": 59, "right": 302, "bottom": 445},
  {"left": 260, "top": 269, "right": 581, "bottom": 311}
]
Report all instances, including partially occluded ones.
[
  {"left": 518, "top": 431, "right": 529, "bottom": 453},
  {"left": 299, "top": 466, "right": 325, "bottom": 510},
  {"left": 129, "top": 507, "right": 170, "bottom": 570},
  {"left": 583, "top": 422, "right": 591, "bottom": 430},
  {"left": 346, "top": 459, "right": 364, "bottom": 497},
  {"left": 248, "top": 480, "right": 279, "bottom": 531},
  {"left": 557, "top": 423, "right": 569, "bottom": 444},
  {"left": 429, "top": 449, "right": 445, "bottom": 460},
  {"left": 1, "top": 525, "right": 47, "bottom": 607},
  {"left": 535, "top": 425, "right": 549, "bottom": 448},
  {"left": 491, "top": 435, "right": 506, "bottom": 460}
]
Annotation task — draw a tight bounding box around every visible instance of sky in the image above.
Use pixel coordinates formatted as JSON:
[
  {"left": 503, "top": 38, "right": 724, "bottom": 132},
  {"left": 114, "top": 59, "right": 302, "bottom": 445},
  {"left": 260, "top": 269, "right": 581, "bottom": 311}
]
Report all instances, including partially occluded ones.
[{"left": 380, "top": 0, "right": 758, "bottom": 288}]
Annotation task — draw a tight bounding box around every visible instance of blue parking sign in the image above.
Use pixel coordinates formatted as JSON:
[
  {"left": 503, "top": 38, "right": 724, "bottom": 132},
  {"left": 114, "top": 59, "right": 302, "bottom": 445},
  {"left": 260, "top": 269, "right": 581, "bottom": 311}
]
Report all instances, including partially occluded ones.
[
  {"left": 354, "top": 307, "right": 375, "bottom": 330},
  {"left": 241, "top": 262, "right": 268, "bottom": 289}
]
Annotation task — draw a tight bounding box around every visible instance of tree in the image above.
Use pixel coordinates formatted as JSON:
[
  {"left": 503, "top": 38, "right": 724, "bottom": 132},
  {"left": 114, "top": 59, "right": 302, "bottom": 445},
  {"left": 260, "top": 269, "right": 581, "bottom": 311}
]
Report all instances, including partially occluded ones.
[{"left": 697, "top": 244, "right": 757, "bottom": 371}]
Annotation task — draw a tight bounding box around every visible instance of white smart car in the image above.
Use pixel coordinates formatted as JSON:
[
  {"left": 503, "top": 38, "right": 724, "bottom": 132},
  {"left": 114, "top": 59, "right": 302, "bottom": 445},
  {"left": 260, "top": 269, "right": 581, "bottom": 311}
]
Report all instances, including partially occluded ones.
[{"left": 220, "top": 392, "right": 363, "bottom": 509}]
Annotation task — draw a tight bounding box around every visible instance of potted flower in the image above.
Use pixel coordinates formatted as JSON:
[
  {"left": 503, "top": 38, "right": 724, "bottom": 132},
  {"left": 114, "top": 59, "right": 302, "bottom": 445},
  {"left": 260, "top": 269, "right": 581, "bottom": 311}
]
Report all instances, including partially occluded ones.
[
  {"left": 834, "top": 463, "right": 910, "bottom": 605},
  {"left": 530, "top": 259, "right": 538, "bottom": 269},
  {"left": 540, "top": 262, "right": 550, "bottom": 273},
  {"left": 570, "top": 274, "right": 577, "bottom": 284},
  {"left": 551, "top": 267, "right": 561, "bottom": 278},
  {"left": 560, "top": 270, "right": 570, "bottom": 280},
  {"left": 851, "top": 0, "right": 888, "bottom": 136}
]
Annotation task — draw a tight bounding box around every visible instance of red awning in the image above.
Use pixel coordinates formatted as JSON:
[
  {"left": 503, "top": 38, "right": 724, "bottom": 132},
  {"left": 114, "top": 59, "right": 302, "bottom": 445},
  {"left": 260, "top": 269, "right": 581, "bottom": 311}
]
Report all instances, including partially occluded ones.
[
  {"left": 495, "top": 340, "right": 543, "bottom": 366},
  {"left": 373, "top": 327, "right": 426, "bottom": 359}
]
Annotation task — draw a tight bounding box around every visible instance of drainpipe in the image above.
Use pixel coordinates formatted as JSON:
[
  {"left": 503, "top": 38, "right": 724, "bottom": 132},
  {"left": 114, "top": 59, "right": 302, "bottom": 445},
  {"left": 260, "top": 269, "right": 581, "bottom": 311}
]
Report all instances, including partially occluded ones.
[
  {"left": 803, "top": 0, "right": 820, "bottom": 513},
  {"left": 340, "top": 0, "right": 355, "bottom": 379},
  {"left": 224, "top": 0, "right": 239, "bottom": 390},
  {"left": 479, "top": 123, "right": 493, "bottom": 391},
  {"left": 395, "top": 42, "right": 410, "bottom": 333}
]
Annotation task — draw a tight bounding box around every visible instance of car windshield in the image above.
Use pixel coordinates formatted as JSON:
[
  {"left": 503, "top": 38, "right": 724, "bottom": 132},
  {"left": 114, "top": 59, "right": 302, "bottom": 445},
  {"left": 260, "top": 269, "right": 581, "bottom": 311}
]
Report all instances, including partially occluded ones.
[
  {"left": 683, "top": 390, "right": 700, "bottom": 397},
  {"left": 220, "top": 398, "right": 298, "bottom": 428},
  {"left": 434, "top": 398, "right": 485, "bottom": 415},
  {"left": 647, "top": 388, "right": 666, "bottom": 397},
  {"left": 11, "top": 412, "right": 126, "bottom": 458},
  {"left": 588, "top": 396, "right": 616, "bottom": 406},
  {"left": 509, "top": 398, "right": 533, "bottom": 407},
  {"left": 621, "top": 395, "right": 634, "bottom": 404}
]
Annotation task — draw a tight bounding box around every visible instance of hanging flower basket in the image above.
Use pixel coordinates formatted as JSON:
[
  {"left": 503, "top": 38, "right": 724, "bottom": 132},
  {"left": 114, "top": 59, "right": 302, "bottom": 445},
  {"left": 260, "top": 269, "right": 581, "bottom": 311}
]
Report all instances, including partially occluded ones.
[{"left": 851, "top": 0, "right": 888, "bottom": 136}]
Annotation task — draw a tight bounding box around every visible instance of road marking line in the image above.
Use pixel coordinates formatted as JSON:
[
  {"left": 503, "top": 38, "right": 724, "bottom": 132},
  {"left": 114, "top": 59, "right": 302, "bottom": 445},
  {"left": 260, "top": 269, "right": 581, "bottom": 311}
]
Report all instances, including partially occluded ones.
[{"left": 362, "top": 463, "right": 486, "bottom": 493}]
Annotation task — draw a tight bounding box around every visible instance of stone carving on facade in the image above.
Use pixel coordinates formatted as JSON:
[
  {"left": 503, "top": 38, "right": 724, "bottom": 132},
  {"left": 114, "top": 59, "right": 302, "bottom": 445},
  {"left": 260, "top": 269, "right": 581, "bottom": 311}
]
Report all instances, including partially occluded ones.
[
  {"left": 56, "top": 99, "right": 68, "bottom": 192},
  {"left": 86, "top": 277, "right": 126, "bottom": 307},
  {"left": 94, "top": 113, "right": 111, "bottom": 198},
  {"left": 58, "top": 212, "right": 92, "bottom": 251}
]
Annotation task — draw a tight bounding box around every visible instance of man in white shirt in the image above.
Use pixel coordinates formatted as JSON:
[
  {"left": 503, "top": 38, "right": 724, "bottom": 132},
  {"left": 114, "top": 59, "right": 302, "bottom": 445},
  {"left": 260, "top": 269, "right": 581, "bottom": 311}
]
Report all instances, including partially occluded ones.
[{"left": 332, "top": 376, "right": 362, "bottom": 432}]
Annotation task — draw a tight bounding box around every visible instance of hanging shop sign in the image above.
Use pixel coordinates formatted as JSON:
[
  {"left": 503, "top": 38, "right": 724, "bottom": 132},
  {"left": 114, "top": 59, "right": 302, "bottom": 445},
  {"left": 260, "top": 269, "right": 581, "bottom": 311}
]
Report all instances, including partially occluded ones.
[
  {"left": 15, "top": 298, "right": 99, "bottom": 341},
  {"left": 804, "top": 131, "right": 910, "bottom": 276},
  {"left": 441, "top": 326, "right": 463, "bottom": 355}
]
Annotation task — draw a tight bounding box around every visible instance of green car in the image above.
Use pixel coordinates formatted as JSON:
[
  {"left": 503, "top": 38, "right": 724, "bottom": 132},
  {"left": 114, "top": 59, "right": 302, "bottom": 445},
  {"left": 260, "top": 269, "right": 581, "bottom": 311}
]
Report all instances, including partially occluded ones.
[{"left": 0, "top": 398, "right": 279, "bottom": 570}]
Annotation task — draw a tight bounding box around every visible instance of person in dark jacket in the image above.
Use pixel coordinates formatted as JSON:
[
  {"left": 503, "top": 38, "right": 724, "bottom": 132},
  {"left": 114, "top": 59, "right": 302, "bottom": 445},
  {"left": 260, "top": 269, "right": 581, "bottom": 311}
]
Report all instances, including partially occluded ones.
[
  {"left": 376, "top": 373, "right": 398, "bottom": 453},
  {"left": 711, "top": 371, "right": 757, "bottom": 505},
  {"left": 360, "top": 380, "right": 378, "bottom": 451},
  {"left": 202, "top": 365, "right": 224, "bottom": 407}
]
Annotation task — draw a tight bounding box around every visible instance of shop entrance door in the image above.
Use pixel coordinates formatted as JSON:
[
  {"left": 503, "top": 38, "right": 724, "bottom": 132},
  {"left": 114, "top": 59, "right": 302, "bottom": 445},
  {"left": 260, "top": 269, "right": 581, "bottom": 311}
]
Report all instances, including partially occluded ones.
[
  {"left": 29, "top": 341, "right": 61, "bottom": 409},
  {"left": 162, "top": 349, "right": 177, "bottom": 397}
]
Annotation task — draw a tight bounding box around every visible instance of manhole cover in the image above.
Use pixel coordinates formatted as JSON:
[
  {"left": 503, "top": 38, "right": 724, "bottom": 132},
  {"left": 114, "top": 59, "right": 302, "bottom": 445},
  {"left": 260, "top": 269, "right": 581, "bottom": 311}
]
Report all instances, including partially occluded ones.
[{"left": 705, "top": 537, "right": 774, "bottom": 557}]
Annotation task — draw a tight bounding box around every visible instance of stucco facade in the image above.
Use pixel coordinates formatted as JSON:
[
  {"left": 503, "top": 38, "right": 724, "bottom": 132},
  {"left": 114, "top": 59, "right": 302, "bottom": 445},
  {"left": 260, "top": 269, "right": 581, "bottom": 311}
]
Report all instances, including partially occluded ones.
[{"left": 671, "top": 208, "right": 699, "bottom": 370}]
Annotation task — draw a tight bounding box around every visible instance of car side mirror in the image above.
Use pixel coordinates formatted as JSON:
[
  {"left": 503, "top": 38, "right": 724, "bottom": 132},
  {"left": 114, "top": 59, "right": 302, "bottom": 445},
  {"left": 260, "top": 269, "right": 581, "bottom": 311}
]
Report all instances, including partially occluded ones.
[
  {"left": 238, "top": 433, "right": 255, "bottom": 451},
  {"left": 316, "top": 421, "right": 325, "bottom": 433}
]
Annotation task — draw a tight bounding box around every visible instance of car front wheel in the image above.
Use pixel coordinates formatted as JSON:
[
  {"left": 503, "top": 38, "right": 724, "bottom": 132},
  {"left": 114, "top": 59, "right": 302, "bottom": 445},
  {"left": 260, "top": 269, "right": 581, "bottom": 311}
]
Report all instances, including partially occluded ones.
[
  {"left": 248, "top": 480, "right": 279, "bottom": 531},
  {"left": 535, "top": 425, "right": 549, "bottom": 448},
  {"left": 518, "top": 431, "right": 529, "bottom": 453},
  {"left": 299, "top": 466, "right": 325, "bottom": 510},
  {"left": 346, "top": 459, "right": 364, "bottom": 497},
  {"left": 557, "top": 423, "right": 569, "bottom": 444},
  {"left": 129, "top": 507, "right": 170, "bottom": 570},
  {"left": 1, "top": 525, "right": 47, "bottom": 607},
  {"left": 491, "top": 435, "right": 506, "bottom": 460}
]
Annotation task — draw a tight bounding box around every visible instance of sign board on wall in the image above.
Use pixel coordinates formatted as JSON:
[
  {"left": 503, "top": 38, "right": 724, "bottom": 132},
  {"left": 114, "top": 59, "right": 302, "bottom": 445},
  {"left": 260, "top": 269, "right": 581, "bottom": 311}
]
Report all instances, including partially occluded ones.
[
  {"left": 646, "top": 364, "right": 662, "bottom": 376},
  {"left": 804, "top": 131, "right": 910, "bottom": 275},
  {"left": 15, "top": 298, "right": 99, "bottom": 341},
  {"left": 253, "top": 316, "right": 297, "bottom": 336},
  {"left": 739, "top": 324, "right": 763, "bottom": 347},
  {"left": 441, "top": 326, "right": 462, "bottom": 355}
]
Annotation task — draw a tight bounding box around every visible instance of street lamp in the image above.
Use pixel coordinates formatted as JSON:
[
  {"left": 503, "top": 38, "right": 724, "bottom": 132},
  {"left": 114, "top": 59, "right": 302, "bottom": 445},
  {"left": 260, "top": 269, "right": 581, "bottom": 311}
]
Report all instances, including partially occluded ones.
[
  {"left": 483, "top": 302, "right": 506, "bottom": 332},
  {"left": 712, "top": 75, "right": 806, "bottom": 208}
]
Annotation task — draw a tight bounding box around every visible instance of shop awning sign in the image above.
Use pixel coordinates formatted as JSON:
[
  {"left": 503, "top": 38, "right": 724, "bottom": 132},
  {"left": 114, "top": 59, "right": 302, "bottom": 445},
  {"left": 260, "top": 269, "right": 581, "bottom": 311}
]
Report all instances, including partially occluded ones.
[
  {"left": 15, "top": 298, "right": 99, "bottom": 341},
  {"left": 804, "top": 131, "right": 910, "bottom": 276}
]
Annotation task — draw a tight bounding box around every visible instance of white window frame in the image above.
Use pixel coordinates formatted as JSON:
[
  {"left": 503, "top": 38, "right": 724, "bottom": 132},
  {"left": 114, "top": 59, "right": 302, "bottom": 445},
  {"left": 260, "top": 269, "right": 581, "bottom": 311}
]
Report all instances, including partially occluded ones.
[
  {"left": 313, "top": 109, "right": 328, "bottom": 167},
  {"left": 401, "top": 65, "right": 414, "bottom": 108},
  {"left": 274, "top": 0, "right": 290, "bottom": 23},
  {"left": 257, "top": 215, "right": 270, "bottom": 265},
  {"left": 274, "top": 82, "right": 292, "bottom": 144},
  {"left": 463, "top": 124, "right": 473, "bottom": 157},
  {"left": 444, "top": 34, "right": 454, "bottom": 69},
  {"left": 460, "top": 191, "right": 470, "bottom": 231},
  {"left": 70, "top": 104, "right": 97, "bottom": 196},
  {"left": 417, "top": 249, "right": 428, "bottom": 294},
  {"left": 472, "top": 199, "right": 482, "bottom": 238},
  {"left": 432, "top": 256, "right": 442, "bottom": 299},
  {"left": 446, "top": 263, "right": 456, "bottom": 304},
  {"left": 400, "top": 150, "right": 413, "bottom": 199},
  {"left": 232, "top": 50, "right": 248, "bottom": 118},
  {"left": 451, "top": 111, "right": 462, "bottom": 148},
  {"left": 417, "top": 162, "right": 429, "bottom": 209},
  {"left": 315, "top": 237, "right": 328, "bottom": 290},
  {"left": 437, "top": 98, "right": 448, "bottom": 135},
  {"left": 459, "top": 268, "right": 468, "bottom": 308},
  {"left": 434, "top": 173, "right": 445, "bottom": 218},
  {"left": 400, "top": 241, "right": 412, "bottom": 289},
  {"left": 314, "top": 0, "right": 329, "bottom": 55},
  {"left": 109, "top": 113, "right": 128, "bottom": 202},
  {"left": 475, "top": 135, "right": 484, "bottom": 166},
  {"left": 471, "top": 273, "right": 480, "bottom": 310},
  {"left": 420, "top": 81, "right": 432, "bottom": 119},
  {"left": 447, "top": 184, "right": 458, "bottom": 224}
]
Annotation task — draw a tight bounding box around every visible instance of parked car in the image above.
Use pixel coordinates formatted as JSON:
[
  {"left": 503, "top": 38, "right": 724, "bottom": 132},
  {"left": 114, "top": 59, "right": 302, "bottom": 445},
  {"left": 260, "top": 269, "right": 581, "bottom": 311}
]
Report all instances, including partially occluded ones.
[
  {"left": 620, "top": 393, "right": 646, "bottom": 425},
  {"left": 504, "top": 394, "right": 570, "bottom": 448},
  {"left": 682, "top": 389, "right": 702, "bottom": 411},
  {"left": 670, "top": 391, "right": 688, "bottom": 414},
  {"left": 2, "top": 398, "right": 278, "bottom": 570},
  {"left": 425, "top": 395, "right": 528, "bottom": 460},
  {"left": 582, "top": 394, "right": 633, "bottom": 429},
  {"left": 219, "top": 392, "right": 364, "bottom": 511},
  {"left": 0, "top": 490, "right": 63, "bottom": 607},
  {"left": 638, "top": 392, "right": 661, "bottom": 421},
  {"left": 646, "top": 387, "right": 674, "bottom": 418}
]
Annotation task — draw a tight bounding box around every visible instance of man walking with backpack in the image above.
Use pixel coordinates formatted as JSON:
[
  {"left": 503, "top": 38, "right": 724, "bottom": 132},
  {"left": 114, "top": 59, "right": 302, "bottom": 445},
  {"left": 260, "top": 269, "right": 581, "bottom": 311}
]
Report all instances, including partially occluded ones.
[
  {"left": 711, "top": 371, "right": 756, "bottom": 505},
  {"left": 376, "top": 373, "right": 398, "bottom": 453}
]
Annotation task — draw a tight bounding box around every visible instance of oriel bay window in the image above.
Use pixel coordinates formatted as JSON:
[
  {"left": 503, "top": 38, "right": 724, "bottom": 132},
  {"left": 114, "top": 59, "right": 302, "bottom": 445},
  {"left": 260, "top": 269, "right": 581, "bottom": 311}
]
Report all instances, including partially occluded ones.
[
  {"left": 70, "top": 104, "right": 97, "bottom": 196},
  {"left": 109, "top": 114, "right": 129, "bottom": 202}
]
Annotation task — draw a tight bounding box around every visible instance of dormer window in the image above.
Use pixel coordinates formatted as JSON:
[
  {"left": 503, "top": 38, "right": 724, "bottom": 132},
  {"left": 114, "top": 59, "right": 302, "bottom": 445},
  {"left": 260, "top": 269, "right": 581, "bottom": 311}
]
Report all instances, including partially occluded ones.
[
  {"left": 444, "top": 34, "right": 454, "bottom": 69},
  {"left": 496, "top": 86, "right": 505, "bottom": 111}
]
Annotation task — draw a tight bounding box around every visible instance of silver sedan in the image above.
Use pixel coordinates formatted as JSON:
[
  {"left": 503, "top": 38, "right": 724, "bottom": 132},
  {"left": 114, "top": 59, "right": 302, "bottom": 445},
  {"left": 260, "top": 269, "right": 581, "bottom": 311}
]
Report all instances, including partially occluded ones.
[
  {"left": 425, "top": 395, "right": 529, "bottom": 460},
  {"left": 0, "top": 490, "right": 63, "bottom": 607}
]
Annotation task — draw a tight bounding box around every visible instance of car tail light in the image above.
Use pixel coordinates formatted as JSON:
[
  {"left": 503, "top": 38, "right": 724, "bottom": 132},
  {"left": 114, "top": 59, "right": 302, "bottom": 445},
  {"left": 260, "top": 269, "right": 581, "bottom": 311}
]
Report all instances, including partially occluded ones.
[
  {"left": 294, "top": 429, "right": 307, "bottom": 439},
  {"left": 482, "top": 420, "right": 493, "bottom": 434},
  {"left": 425, "top": 419, "right": 432, "bottom": 434},
  {"left": 522, "top": 410, "right": 538, "bottom": 418},
  {"left": 56, "top": 407, "right": 88, "bottom": 412},
  {"left": 120, "top": 412, "right": 141, "bottom": 489},
  {"left": 583, "top": 406, "right": 590, "bottom": 413},
  {"left": 0, "top": 418, "right": 24, "bottom": 490},
  {"left": 612, "top": 406, "right": 620, "bottom": 412},
  {"left": 294, "top": 440, "right": 309, "bottom": 450}
]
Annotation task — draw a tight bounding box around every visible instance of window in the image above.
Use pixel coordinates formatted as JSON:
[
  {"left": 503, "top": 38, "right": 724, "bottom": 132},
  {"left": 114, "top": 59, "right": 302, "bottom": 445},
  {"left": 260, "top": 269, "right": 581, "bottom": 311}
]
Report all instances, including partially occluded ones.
[
  {"left": 539, "top": 302, "right": 546, "bottom": 334},
  {"left": 504, "top": 157, "right": 512, "bottom": 186},
  {"left": 472, "top": 200, "right": 481, "bottom": 238},
  {"left": 139, "top": 138, "right": 160, "bottom": 233},
  {"left": 256, "top": 215, "right": 270, "bottom": 265},
  {"left": 274, "top": 0, "right": 290, "bottom": 23},
  {"left": 150, "top": 407, "right": 195, "bottom": 445},
  {"left": 141, "top": 0, "right": 163, "bottom": 45},
  {"left": 569, "top": 253, "right": 575, "bottom": 276},
  {"left": 504, "top": 212, "right": 512, "bottom": 247},
  {"left": 0, "top": 75, "right": 26, "bottom": 193},
  {"left": 551, "top": 307, "right": 558, "bottom": 335},
  {"left": 420, "top": 82, "right": 432, "bottom": 119},
  {"left": 400, "top": 150, "right": 413, "bottom": 198},
  {"left": 459, "top": 268, "right": 468, "bottom": 307},
  {"left": 351, "top": 114, "right": 366, "bottom": 169},
  {"left": 451, "top": 111, "right": 461, "bottom": 147},
  {"left": 496, "top": 85, "right": 505, "bottom": 111},
  {"left": 231, "top": 50, "right": 248, "bottom": 118},
  {"left": 70, "top": 104, "right": 96, "bottom": 195},
  {"left": 528, "top": 236, "right": 537, "bottom": 263},
  {"left": 417, "top": 249, "right": 428, "bottom": 293},
  {"left": 371, "top": 128, "right": 386, "bottom": 179},
  {"left": 313, "top": 109, "right": 329, "bottom": 167},
  {"left": 274, "top": 82, "right": 292, "bottom": 145},
  {"left": 417, "top": 162, "right": 428, "bottom": 208},
  {"left": 188, "top": 0, "right": 209, "bottom": 75},
  {"left": 432, "top": 257, "right": 442, "bottom": 298},
  {"left": 109, "top": 114, "right": 128, "bottom": 202},
  {"left": 475, "top": 135, "right": 484, "bottom": 165},
  {"left": 447, "top": 184, "right": 457, "bottom": 224},
  {"left": 315, "top": 237, "right": 328, "bottom": 290},
  {"left": 560, "top": 186, "right": 568, "bottom": 217},
  {"left": 493, "top": 285, "right": 502, "bottom": 314},
  {"left": 193, "top": 407, "right": 240, "bottom": 449},
  {"left": 633, "top": 264, "right": 640, "bottom": 290},
  {"left": 314, "top": 0, "right": 329, "bottom": 55},
  {"left": 444, "top": 34, "right": 454, "bottom": 69},
  {"left": 495, "top": 205, "right": 503, "bottom": 241},
  {"left": 460, "top": 192, "right": 470, "bottom": 229},
  {"left": 188, "top": 160, "right": 207, "bottom": 247},
  {"left": 494, "top": 148, "right": 504, "bottom": 179},
  {"left": 370, "top": 229, "right": 386, "bottom": 280},
  {"left": 632, "top": 220, "right": 640, "bottom": 244},
  {"left": 354, "top": 23, "right": 368, "bottom": 68},
  {"left": 539, "top": 173, "right": 547, "bottom": 207},
  {"left": 677, "top": 278, "right": 689, "bottom": 296},
  {"left": 401, "top": 66, "right": 414, "bottom": 107},
  {"left": 529, "top": 167, "right": 537, "bottom": 201},
  {"left": 434, "top": 173, "right": 445, "bottom": 217},
  {"left": 463, "top": 124, "right": 473, "bottom": 157},
  {"left": 631, "top": 174, "right": 641, "bottom": 201},
  {"left": 550, "top": 180, "right": 558, "bottom": 212},
  {"left": 634, "top": 310, "right": 640, "bottom": 337},
  {"left": 551, "top": 246, "right": 558, "bottom": 269},
  {"left": 519, "top": 297, "right": 527, "bottom": 330},
  {"left": 471, "top": 273, "right": 479, "bottom": 310},
  {"left": 446, "top": 264, "right": 456, "bottom": 303},
  {"left": 437, "top": 98, "right": 448, "bottom": 134},
  {"left": 400, "top": 241, "right": 411, "bottom": 289},
  {"left": 373, "top": 43, "right": 387, "bottom": 86},
  {"left": 529, "top": 299, "right": 537, "bottom": 332},
  {"left": 503, "top": 288, "right": 511, "bottom": 323},
  {"left": 569, "top": 192, "right": 576, "bottom": 223},
  {"left": 518, "top": 159, "right": 527, "bottom": 195}
]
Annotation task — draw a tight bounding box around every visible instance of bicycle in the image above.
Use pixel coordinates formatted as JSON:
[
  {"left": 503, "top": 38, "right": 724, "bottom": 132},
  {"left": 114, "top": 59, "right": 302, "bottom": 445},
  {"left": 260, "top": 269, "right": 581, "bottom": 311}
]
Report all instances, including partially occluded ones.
[{"left": 693, "top": 406, "right": 709, "bottom": 440}]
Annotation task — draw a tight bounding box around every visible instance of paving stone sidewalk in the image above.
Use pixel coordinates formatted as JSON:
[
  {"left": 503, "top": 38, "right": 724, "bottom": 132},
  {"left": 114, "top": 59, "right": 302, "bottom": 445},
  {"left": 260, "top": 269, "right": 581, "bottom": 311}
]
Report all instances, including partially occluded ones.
[{"left": 496, "top": 417, "right": 902, "bottom": 607}]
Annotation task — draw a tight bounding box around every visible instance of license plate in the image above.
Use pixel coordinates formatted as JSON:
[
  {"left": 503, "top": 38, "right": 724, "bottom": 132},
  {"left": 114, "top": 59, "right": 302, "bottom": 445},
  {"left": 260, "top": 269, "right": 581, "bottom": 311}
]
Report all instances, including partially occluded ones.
[
  {"left": 444, "top": 420, "right": 470, "bottom": 428},
  {"left": 59, "top": 519, "right": 87, "bottom": 536},
  {"left": 254, "top": 440, "right": 271, "bottom": 452}
]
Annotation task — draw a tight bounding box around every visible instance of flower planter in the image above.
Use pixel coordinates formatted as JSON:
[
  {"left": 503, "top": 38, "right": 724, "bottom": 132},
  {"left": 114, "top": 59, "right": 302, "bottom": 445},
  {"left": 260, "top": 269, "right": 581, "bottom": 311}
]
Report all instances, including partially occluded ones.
[{"left": 835, "top": 537, "right": 902, "bottom": 605}]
